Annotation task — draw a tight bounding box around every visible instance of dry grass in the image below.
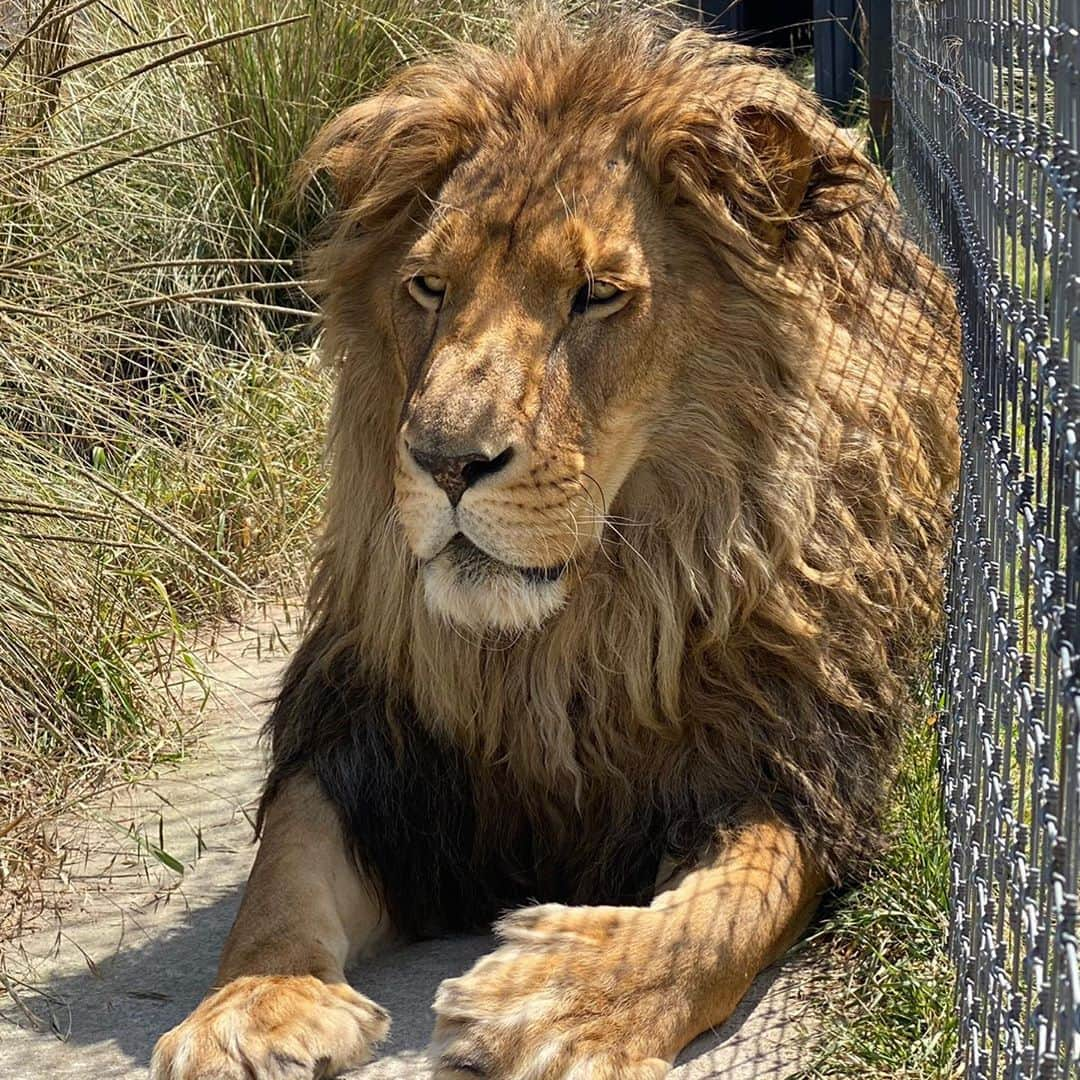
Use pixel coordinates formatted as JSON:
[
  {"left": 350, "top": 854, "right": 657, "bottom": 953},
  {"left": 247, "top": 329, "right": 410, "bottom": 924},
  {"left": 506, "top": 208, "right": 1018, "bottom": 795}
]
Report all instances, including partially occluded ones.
[{"left": 0, "top": 0, "right": 507, "bottom": 939}]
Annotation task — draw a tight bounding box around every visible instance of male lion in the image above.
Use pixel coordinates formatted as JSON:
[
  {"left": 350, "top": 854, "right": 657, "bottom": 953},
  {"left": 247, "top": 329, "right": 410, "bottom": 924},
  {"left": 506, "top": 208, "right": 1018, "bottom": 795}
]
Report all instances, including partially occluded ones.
[{"left": 153, "top": 14, "right": 959, "bottom": 1080}]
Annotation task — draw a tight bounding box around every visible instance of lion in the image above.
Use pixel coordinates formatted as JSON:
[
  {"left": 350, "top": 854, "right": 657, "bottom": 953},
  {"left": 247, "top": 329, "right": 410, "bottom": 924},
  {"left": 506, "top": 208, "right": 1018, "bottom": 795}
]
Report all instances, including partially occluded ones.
[{"left": 152, "top": 13, "right": 960, "bottom": 1080}]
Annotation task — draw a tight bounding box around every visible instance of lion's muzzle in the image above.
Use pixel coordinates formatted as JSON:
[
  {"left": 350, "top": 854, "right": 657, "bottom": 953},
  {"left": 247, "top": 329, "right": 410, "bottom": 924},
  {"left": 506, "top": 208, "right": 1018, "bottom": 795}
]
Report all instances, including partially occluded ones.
[
  {"left": 390, "top": 289, "right": 610, "bottom": 632},
  {"left": 394, "top": 416, "right": 582, "bottom": 632}
]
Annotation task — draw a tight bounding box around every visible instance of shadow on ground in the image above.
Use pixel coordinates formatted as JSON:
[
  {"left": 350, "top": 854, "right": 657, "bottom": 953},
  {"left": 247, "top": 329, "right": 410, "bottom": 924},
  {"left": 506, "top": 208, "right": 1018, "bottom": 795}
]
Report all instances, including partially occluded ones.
[
  {"left": 1, "top": 878, "right": 817, "bottom": 1080},
  {"left": 1, "top": 882, "right": 491, "bottom": 1077}
]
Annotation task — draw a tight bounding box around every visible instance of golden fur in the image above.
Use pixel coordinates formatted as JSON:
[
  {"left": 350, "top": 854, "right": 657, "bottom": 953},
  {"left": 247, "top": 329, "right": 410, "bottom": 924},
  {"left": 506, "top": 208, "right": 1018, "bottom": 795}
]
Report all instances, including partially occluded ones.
[
  {"left": 294, "top": 15, "right": 959, "bottom": 879},
  {"left": 152, "top": 14, "right": 960, "bottom": 1080}
]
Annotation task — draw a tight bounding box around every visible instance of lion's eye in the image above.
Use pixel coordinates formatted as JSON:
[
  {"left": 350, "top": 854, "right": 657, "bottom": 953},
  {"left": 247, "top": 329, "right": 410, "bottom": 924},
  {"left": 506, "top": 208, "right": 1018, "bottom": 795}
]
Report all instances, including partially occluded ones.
[
  {"left": 407, "top": 274, "right": 447, "bottom": 312},
  {"left": 571, "top": 280, "right": 624, "bottom": 317}
]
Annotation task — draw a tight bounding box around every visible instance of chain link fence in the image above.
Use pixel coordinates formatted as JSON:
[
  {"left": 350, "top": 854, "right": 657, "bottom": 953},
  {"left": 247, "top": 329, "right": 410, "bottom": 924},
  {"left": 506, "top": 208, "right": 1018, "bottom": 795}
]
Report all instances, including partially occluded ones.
[{"left": 893, "top": 0, "right": 1080, "bottom": 1075}]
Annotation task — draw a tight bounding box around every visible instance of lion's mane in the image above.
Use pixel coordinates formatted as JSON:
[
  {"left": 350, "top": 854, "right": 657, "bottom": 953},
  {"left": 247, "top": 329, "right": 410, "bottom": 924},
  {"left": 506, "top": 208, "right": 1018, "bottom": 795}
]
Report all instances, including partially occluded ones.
[{"left": 261, "top": 15, "right": 960, "bottom": 935}]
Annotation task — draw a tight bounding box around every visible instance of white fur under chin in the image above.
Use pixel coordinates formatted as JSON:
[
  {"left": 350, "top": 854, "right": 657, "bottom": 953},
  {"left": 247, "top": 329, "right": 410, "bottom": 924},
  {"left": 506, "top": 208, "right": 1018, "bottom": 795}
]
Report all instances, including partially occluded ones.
[{"left": 422, "top": 555, "right": 568, "bottom": 633}]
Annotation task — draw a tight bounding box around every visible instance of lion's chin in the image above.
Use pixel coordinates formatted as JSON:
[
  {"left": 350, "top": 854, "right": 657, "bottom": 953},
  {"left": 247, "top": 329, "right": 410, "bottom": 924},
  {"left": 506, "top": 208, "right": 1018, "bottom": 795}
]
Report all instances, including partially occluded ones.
[{"left": 421, "top": 538, "right": 570, "bottom": 633}]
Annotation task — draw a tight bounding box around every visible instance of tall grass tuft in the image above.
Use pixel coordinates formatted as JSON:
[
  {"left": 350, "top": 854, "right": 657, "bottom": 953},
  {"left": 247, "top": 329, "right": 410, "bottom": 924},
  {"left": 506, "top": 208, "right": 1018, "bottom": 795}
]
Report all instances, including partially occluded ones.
[{"left": 187, "top": 0, "right": 505, "bottom": 262}]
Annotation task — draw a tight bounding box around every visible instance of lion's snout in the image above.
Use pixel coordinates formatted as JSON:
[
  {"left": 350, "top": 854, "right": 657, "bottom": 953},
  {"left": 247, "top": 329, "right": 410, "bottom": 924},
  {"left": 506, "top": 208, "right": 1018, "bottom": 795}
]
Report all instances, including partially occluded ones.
[{"left": 406, "top": 439, "right": 516, "bottom": 507}]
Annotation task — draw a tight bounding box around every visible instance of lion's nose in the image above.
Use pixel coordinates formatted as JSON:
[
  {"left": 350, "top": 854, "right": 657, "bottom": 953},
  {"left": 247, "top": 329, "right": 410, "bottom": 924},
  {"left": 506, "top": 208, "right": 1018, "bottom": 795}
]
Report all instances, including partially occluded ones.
[{"left": 409, "top": 444, "right": 514, "bottom": 506}]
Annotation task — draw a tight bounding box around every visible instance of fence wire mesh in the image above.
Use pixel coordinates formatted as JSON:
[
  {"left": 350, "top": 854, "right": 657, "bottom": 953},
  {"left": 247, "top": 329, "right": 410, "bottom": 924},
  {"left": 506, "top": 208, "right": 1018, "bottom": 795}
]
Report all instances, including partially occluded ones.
[{"left": 893, "top": 0, "right": 1080, "bottom": 1075}]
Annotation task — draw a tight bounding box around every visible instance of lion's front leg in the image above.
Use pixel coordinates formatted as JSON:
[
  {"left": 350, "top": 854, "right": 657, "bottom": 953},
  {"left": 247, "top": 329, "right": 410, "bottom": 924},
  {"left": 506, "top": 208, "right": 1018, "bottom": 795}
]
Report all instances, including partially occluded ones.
[
  {"left": 431, "top": 817, "right": 825, "bottom": 1080},
  {"left": 151, "top": 772, "right": 392, "bottom": 1080}
]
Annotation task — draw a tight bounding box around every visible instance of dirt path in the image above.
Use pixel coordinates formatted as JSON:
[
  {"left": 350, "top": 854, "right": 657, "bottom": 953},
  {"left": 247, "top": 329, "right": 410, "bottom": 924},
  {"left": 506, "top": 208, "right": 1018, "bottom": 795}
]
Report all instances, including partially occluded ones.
[{"left": 0, "top": 611, "right": 822, "bottom": 1079}]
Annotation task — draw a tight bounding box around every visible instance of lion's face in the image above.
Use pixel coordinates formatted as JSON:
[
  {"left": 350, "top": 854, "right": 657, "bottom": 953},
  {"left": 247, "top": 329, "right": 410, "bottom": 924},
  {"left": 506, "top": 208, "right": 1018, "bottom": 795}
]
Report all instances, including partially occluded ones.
[
  {"left": 305, "top": 26, "right": 838, "bottom": 636},
  {"left": 391, "top": 149, "right": 684, "bottom": 632}
]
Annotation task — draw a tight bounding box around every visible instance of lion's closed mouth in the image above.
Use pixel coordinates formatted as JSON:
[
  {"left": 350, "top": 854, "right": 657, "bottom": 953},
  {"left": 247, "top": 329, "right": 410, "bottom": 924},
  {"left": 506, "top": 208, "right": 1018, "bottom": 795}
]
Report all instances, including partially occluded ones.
[{"left": 443, "top": 534, "right": 566, "bottom": 585}]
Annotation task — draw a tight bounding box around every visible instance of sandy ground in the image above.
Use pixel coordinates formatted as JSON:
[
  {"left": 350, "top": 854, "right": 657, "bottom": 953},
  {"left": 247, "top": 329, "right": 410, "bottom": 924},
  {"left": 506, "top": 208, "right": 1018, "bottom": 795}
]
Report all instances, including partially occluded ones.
[{"left": 0, "top": 610, "right": 822, "bottom": 1079}]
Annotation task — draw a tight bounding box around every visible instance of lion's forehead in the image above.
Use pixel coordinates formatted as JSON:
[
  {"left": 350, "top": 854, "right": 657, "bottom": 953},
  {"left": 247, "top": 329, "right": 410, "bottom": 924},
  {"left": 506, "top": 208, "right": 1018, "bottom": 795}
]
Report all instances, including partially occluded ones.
[{"left": 419, "top": 143, "right": 644, "bottom": 284}]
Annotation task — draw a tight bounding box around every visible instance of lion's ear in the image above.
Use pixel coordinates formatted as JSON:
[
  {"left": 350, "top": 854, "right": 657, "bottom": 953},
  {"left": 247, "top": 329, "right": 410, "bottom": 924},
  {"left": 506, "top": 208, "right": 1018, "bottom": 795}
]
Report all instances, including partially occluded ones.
[
  {"left": 294, "top": 92, "right": 467, "bottom": 225},
  {"left": 708, "top": 102, "right": 816, "bottom": 250},
  {"left": 641, "top": 92, "right": 818, "bottom": 253},
  {"left": 728, "top": 104, "right": 814, "bottom": 248},
  {"left": 294, "top": 96, "right": 414, "bottom": 205}
]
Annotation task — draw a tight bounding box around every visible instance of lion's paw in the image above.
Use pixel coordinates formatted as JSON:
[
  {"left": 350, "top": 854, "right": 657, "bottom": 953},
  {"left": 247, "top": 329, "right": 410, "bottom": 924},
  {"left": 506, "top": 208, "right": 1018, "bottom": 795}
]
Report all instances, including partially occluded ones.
[
  {"left": 431, "top": 904, "right": 673, "bottom": 1080},
  {"left": 150, "top": 974, "right": 389, "bottom": 1080}
]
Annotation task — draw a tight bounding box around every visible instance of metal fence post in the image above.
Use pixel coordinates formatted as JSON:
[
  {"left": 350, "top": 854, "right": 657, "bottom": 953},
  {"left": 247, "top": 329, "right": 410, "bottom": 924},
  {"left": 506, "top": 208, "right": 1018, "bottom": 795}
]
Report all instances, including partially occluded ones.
[
  {"left": 813, "top": 0, "right": 859, "bottom": 121},
  {"left": 867, "top": 0, "right": 892, "bottom": 169}
]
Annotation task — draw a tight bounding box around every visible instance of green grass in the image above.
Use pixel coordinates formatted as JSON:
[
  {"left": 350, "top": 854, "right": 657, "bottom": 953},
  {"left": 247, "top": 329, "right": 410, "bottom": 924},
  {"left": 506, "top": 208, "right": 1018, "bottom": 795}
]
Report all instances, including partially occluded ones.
[
  {"left": 190, "top": 0, "right": 505, "bottom": 264},
  {"left": 801, "top": 717, "right": 959, "bottom": 1078}
]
